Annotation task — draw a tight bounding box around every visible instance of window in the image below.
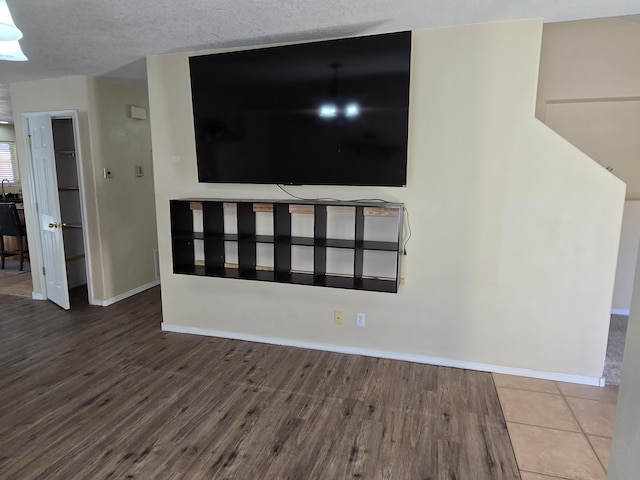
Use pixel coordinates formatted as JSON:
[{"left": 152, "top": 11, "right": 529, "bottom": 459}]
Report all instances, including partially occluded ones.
[{"left": 0, "top": 142, "right": 18, "bottom": 183}]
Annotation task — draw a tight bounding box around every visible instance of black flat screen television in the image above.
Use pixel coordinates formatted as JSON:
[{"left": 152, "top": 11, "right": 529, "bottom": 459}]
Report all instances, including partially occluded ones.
[{"left": 189, "top": 31, "right": 411, "bottom": 186}]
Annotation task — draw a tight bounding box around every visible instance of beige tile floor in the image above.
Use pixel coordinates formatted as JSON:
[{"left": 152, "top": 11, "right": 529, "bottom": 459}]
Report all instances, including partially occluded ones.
[{"left": 493, "top": 373, "right": 618, "bottom": 480}]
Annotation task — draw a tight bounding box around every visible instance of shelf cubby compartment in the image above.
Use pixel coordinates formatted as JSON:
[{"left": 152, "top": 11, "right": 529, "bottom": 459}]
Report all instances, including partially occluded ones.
[{"left": 170, "top": 199, "right": 403, "bottom": 293}]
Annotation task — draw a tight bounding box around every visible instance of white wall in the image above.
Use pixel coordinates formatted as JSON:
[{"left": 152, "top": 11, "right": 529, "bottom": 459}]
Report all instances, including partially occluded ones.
[
  {"left": 537, "top": 18, "right": 640, "bottom": 120},
  {"left": 538, "top": 19, "right": 640, "bottom": 196},
  {"left": 9, "top": 76, "right": 158, "bottom": 302},
  {"left": 538, "top": 19, "right": 640, "bottom": 314},
  {"left": 612, "top": 202, "right": 640, "bottom": 314},
  {"left": 0, "top": 124, "right": 15, "bottom": 142},
  {"left": 148, "top": 20, "right": 625, "bottom": 382},
  {"left": 545, "top": 100, "right": 640, "bottom": 198},
  {"left": 10, "top": 76, "right": 94, "bottom": 296},
  {"left": 87, "top": 78, "right": 158, "bottom": 299}
]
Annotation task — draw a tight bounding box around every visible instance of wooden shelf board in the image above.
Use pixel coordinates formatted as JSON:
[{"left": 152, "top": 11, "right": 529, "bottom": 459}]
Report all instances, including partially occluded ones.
[
  {"left": 363, "top": 206, "right": 400, "bottom": 217},
  {"left": 174, "top": 264, "right": 207, "bottom": 276},
  {"left": 173, "top": 232, "right": 205, "bottom": 241},
  {"left": 201, "top": 233, "right": 238, "bottom": 241},
  {"left": 359, "top": 240, "right": 400, "bottom": 251},
  {"left": 356, "top": 278, "right": 398, "bottom": 293},
  {"left": 284, "top": 236, "right": 315, "bottom": 247},
  {"left": 289, "top": 204, "right": 314, "bottom": 215},
  {"left": 253, "top": 203, "right": 273, "bottom": 213},
  {"left": 288, "top": 204, "right": 401, "bottom": 217},
  {"left": 55, "top": 150, "right": 76, "bottom": 157},
  {"left": 223, "top": 263, "right": 274, "bottom": 272},
  {"left": 173, "top": 265, "right": 398, "bottom": 293},
  {"left": 289, "top": 204, "right": 357, "bottom": 215},
  {"left": 319, "top": 238, "right": 355, "bottom": 249}
]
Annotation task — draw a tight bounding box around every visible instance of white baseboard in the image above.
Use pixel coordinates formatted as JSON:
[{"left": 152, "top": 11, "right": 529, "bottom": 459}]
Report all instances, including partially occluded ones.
[
  {"left": 95, "top": 280, "right": 160, "bottom": 307},
  {"left": 161, "top": 324, "right": 604, "bottom": 387},
  {"left": 31, "top": 292, "right": 46, "bottom": 300},
  {"left": 612, "top": 308, "right": 630, "bottom": 316}
]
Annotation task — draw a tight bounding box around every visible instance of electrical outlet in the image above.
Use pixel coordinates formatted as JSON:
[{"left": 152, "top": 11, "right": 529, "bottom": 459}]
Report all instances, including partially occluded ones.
[
  {"left": 334, "top": 310, "right": 344, "bottom": 325},
  {"left": 356, "top": 312, "right": 366, "bottom": 327}
]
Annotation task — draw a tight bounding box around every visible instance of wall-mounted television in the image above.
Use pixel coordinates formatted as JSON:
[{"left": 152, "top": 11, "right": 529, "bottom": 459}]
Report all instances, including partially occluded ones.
[{"left": 189, "top": 31, "right": 411, "bottom": 186}]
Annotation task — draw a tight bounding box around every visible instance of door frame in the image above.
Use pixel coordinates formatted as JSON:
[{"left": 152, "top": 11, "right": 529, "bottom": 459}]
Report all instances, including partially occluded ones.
[{"left": 21, "top": 110, "right": 95, "bottom": 305}]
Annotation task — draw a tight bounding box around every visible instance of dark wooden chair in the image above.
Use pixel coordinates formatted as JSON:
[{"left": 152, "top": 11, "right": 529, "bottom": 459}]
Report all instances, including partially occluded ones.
[{"left": 0, "top": 202, "right": 28, "bottom": 271}]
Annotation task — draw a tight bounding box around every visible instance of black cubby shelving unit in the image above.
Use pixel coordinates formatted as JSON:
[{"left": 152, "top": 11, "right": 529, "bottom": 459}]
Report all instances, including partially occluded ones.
[{"left": 170, "top": 199, "right": 403, "bottom": 293}]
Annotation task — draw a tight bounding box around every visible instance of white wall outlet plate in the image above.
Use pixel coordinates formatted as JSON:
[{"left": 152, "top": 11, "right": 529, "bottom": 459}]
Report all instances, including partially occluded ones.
[
  {"left": 104, "top": 167, "right": 113, "bottom": 179},
  {"left": 135, "top": 165, "right": 143, "bottom": 177},
  {"left": 130, "top": 105, "right": 148, "bottom": 120},
  {"left": 356, "top": 312, "right": 366, "bottom": 327}
]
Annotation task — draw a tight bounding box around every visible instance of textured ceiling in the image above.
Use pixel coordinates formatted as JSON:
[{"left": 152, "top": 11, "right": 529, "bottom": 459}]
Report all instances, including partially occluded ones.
[{"left": 1, "top": 0, "right": 640, "bottom": 122}]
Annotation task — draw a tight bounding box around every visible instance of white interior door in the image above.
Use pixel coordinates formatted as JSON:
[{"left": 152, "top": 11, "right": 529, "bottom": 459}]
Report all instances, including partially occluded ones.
[{"left": 27, "top": 114, "right": 70, "bottom": 310}]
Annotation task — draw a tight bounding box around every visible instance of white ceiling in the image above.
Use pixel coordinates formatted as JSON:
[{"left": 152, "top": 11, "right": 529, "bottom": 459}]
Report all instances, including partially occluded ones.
[{"left": 1, "top": 0, "right": 640, "bottom": 123}]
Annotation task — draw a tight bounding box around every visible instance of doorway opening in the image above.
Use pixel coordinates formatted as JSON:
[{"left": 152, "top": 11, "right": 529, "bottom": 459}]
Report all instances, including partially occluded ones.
[
  {"left": 0, "top": 258, "right": 32, "bottom": 297},
  {"left": 23, "top": 111, "right": 92, "bottom": 310},
  {"left": 52, "top": 118, "right": 87, "bottom": 301}
]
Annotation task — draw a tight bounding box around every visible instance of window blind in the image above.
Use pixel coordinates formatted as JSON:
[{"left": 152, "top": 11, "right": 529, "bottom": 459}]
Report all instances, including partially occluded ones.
[{"left": 0, "top": 142, "right": 17, "bottom": 182}]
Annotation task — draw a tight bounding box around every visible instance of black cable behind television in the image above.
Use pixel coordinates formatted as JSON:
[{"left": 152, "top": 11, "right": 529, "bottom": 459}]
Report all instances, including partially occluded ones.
[{"left": 189, "top": 31, "right": 411, "bottom": 186}]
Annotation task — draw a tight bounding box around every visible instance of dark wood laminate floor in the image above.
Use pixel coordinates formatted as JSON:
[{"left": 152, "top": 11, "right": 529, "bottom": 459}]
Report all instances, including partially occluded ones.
[{"left": 0, "top": 288, "right": 520, "bottom": 479}]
